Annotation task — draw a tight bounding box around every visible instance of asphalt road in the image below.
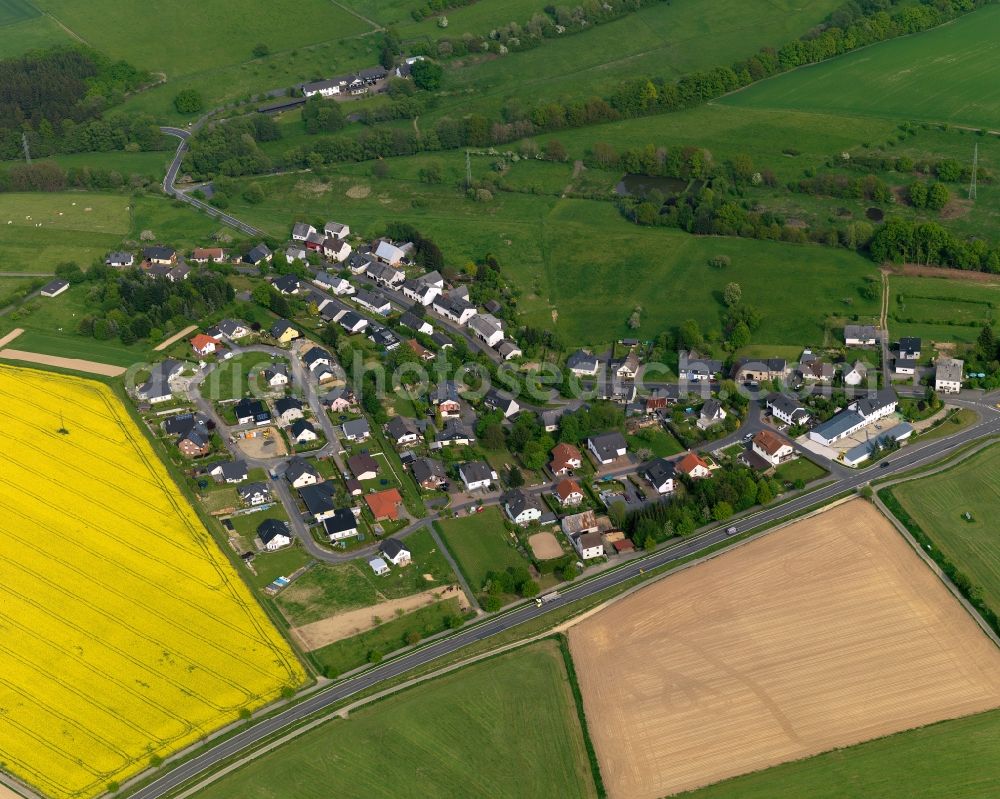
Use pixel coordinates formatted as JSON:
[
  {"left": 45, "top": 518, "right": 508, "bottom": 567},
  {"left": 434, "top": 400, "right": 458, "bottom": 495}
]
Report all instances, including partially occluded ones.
[
  {"left": 160, "top": 127, "right": 265, "bottom": 237},
  {"left": 128, "top": 393, "right": 1000, "bottom": 799}
]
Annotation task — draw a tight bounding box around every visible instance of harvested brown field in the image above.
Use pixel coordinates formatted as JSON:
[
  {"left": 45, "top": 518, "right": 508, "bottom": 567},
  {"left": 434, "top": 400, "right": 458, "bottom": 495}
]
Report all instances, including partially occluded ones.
[
  {"left": 0, "top": 348, "right": 126, "bottom": 376},
  {"left": 529, "top": 531, "right": 563, "bottom": 560},
  {"left": 569, "top": 500, "right": 1000, "bottom": 799}
]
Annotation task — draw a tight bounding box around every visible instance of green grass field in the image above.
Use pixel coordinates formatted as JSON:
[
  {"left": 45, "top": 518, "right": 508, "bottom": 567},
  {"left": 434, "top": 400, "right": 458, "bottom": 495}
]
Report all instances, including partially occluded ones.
[
  {"left": 0, "top": 0, "right": 40, "bottom": 25},
  {"left": 202, "top": 352, "right": 277, "bottom": 401},
  {"left": 722, "top": 4, "right": 1000, "bottom": 130},
  {"left": 436, "top": 508, "right": 528, "bottom": 590},
  {"left": 421, "top": 0, "right": 844, "bottom": 124},
  {"left": 225, "top": 170, "right": 880, "bottom": 348},
  {"left": 773, "top": 457, "right": 826, "bottom": 485},
  {"left": 195, "top": 640, "right": 597, "bottom": 799},
  {"left": 889, "top": 273, "right": 1000, "bottom": 346},
  {"left": 627, "top": 427, "right": 684, "bottom": 458},
  {"left": 680, "top": 707, "right": 1000, "bottom": 799},
  {"left": 891, "top": 442, "right": 1000, "bottom": 613}
]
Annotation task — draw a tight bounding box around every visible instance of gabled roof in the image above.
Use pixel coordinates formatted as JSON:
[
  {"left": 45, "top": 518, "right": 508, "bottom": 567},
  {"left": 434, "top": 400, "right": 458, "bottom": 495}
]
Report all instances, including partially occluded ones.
[
  {"left": 272, "top": 274, "right": 301, "bottom": 293},
  {"left": 302, "top": 346, "right": 331, "bottom": 366},
  {"left": 348, "top": 452, "right": 379, "bottom": 476},
  {"left": 284, "top": 456, "right": 319, "bottom": 483},
  {"left": 753, "top": 430, "right": 788, "bottom": 456},
  {"left": 366, "top": 488, "right": 403, "bottom": 519},
  {"left": 212, "top": 460, "right": 248, "bottom": 480},
  {"left": 274, "top": 396, "right": 304, "bottom": 415},
  {"left": 234, "top": 397, "right": 267, "bottom": 419},
  {"left": 504, "top": 488, "right": 544, "bottom": 518},
  {"left": 899, "top": 336, "right": 921, "bottom": 352},
  {"left": 379, "top": 537, "right": 408, "bottom": 559},
  {"left": 566, "top": 350, "right": 599, "bottom": 371},
  {"left": 238, "top": 481, "right": 269, "bottom": 499},
  {"left": 460, "top": 461, "right": 494, "bottom": 483},
  {"left": 643, "top": 457, "right": 676, "bottom": 486},
  {"left": 589, "top": 431, "right": 627, "bottom": 460},
  {"left": 851, "top": 387, "right": 897, "bottom": 418},
  {"left": 386, "top": 415, "right": 418, "bottom": 440},
  {"left": 551, "top": 442, "right": 582, "bottom": 468},
  {"left": 257, "top": 518, "right": 290, "bottom": 545},
  {"left": 556, "top": 478, "right": 582, "bottom": 501},
  {"left": 323, "top": 508, "right": 358, "bottom": 535},
  {"left": 342, "top": 417, "right": 371, "bottom": 438},
  {"left": 300, "top": 482, "right": 336, "bottom": 515},
  {"left": 676, "top": 452, "right": 710, "bottom": 475},
  {"left": 411, "top": 457, "right": 446, "bottom": 483},
  {"left": 270, "top": 319, "right": 297, "bottom": 338},
  {"left": 290, "top": 419, "right": 316, "bottom": 438}
]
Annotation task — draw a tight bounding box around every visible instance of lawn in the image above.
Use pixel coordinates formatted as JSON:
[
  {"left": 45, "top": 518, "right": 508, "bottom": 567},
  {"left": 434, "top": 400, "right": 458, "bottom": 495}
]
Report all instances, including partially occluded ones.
[
  {"left": 891, "top": 441, "right": 1000, "bottom": 613},
  {"left": 627, "top": 427, "right": 684, "bottom": 458},
  {"left": 679, "top": 707, "right": 1000, "bottom": 799},
  {"left": 202, "top": 352, "right": 279, "bottom": 402},
  {"left": 309, "top": 597, "right": 464, "bottom": 676},
  {"left": 421, "top": 0, "right": 845, "bottom": 124},
  {"left": 0, "top": 366, "right": 304, "bottom": 799},
  {"left": 194, "top": 640, "right": 597, "bottom": 799},
  {"left": 225, "top": 172, "right": 880, "bottom": 349},
  {"left": 252, "top": 544, "right": 313, "bottom": 589},
  {"left": 773, "top": 457, "right": 826, "bottom": 485},
  {"left": 722, "top": 4, "right": 1000, "bottom": 129},
  {"left": 277, "top": 528, "right": 457, "bottom": 625},
  {"left": 436, "top": 507, "right": 528, "bottom": 591}
]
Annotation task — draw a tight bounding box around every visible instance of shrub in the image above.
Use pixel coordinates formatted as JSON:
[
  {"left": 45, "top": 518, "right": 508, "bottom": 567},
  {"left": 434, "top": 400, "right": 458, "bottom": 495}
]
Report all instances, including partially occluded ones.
[{"left": 173, "top": 89, "right": 204, "bottom": 115}]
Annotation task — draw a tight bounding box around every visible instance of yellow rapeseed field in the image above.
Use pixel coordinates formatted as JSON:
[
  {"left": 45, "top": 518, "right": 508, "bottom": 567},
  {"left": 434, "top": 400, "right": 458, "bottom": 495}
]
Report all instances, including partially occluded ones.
[{"left": 0, "top": 366, "right": 306, "bottom": 799}]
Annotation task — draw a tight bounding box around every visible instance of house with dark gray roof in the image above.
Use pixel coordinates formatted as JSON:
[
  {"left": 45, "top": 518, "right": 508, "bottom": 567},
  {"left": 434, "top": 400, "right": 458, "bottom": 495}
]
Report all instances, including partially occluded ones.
[{"left": 587, "top": 431, "right": 628, "bottom": 465}]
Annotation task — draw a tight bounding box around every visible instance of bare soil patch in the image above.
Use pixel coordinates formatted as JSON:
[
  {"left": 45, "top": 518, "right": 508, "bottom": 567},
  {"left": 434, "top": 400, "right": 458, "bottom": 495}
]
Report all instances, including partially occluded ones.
[
  {"left": 529, "top": 531, "right": 563, "bottom": 560},
  {"left": 0, "top": 349, "right": 125, "bottom": 376},
  {"left": 569, "top": 500, "right": 1000, "bottom": 799},
  {"left": 236, "top": 427, "right": 287, "bottom": 458},
  {"left": 0, "top": 328, "right": 24, "bottom": 348},
  {"left": 154, "top": 324, "right": 197, "bottom": 352},
  {"left": 289, "top": 585, "right": 468, "bottom": 651},
  {"left": 939, "top": 197, "right": 973, "bottom": 220},
  {"left": 345, "top": 184, "right": 371, "bottom": 199},
  {"left": 294, "top": 179, "right": 331, "bottom": 196}
]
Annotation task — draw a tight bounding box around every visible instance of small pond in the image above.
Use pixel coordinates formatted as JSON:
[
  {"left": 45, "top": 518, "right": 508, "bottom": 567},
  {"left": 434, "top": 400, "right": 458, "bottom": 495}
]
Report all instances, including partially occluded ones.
[{"left": 615, "top": 174, "right": 688, "bottom": 198}]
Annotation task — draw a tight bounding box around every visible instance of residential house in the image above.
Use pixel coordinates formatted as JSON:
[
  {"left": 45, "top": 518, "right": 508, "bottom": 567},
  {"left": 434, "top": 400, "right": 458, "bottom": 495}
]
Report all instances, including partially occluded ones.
[
  {"left": 234, "top": 398, "right": 270, "bottom": 425},
  {"left": 676, "top": 452, "right": 711, "bottom": 479},
  {"left": 572, "top": 531, "right": 604, "bottom": 560},
  {"left": 483, "top": 388, "right": 519, "bottom": 418},
  {"left": 40, "top": 279, "right": 69, "bottom": 298},
  {"left": 431, "top": 331, "right": 454, "bottom": 350},
  {"left": 367, "top": 323, "right": 400, "bottom": 350},
  {"left": 272, "top": 274, "right": 302, "bottom": 295},
  {"left": 935, "top": 358, "right": 964, "bottom": 394},
  {"left": 166, "top": 264, "right": 190, "bottom": 283},
  {"left": 615, "top": 349, "right": 640, "bottom": 380},
  {"left": 146, "top": 263, "right": 171, "bottom": 279},
  {"left": 844, "top": 324, "right": 877, "bottom": 346},
  {"left": 504, "top": 489, "right": 544, "bottom": 526},
  {"left": 135, "top": 360, "right": 182, "bottom": 404},
  {"left": 143, "top": 246, "right": 176, "bottom": 265},
  {"left": 324, "top": 508, "right": 360, "bottom": 541},
  {"left": 292, "top": 222, "right": 316, "bottom": 241},
  {"left": 798, "top": 352, "right": 834, "bottom": 383},
  {"left": 432, "top": 419, "right": 474, "bottom": 449},
  {"left": 342, "top": 417, "right": 371, "bottom": 442},
  {"left": 850, "top": 388, "right": 898, "bottom": 423},
  {"left": 345, "top": 252, "right": 373, "bottom": 275},
  {"left": 325, "top": 390, "right": 356, "bottom": 413},
  {"left": 766, "top": 393, "right": 812, "bottom": 426},
  {"left": 400, "top": 311, "right": 434, "bottom": 335},
  {"left": 348, "top": 453, "right": 379, "bottom": 481},
  {"left": 106, "top": 251, "right": 134, "bottom": 268},
  {"left": 177, "top": 428, "right": 211, "bottom": 457},
  {"left": 274, "top": 396, "right": 304, "bottom": 424},
  {"left": 496, "top": 341, "right": 522, "bottom": 361},
  {"left": 305, "top": 230, "right": 326, "bottom": 251},
  {"left": 335, "top": 309, "right": 368, "bottom": 334},
  {"left": 366, "top": 488, "right": 404, "bottom": 521},
  {"left": 374, "top": 240, "right": 406, "bottom": 265},
  {"left": 469, "top": 314, "right": 505, "bottom": 347},
  {"left": 419, "top": 270, "right": 444, "bottom": 289},
  {"left": 678, "top": 350, "right": 723, "bottom": 382},
  {"left": 697, "top": 398, "right": 727, "bottom": 430},
  {"left": 269, "top": 319, "right": 300, "bottom": 345},
  {"left": 644, "top": 387, "right": 679, "bottom": 414},
  {"left": 643, "top": 458, "right": 676, "bottom": 495},
  {"left": 555, "top": 478, "right": 584, "bottom": 506},
  {"left": 190, "top": 333, "right": 220, "bottom": 357},
  {"left": 432, "top": 293, "right": 477, "bottom": 326},
  {"left": 257, "top": 519, "right": 292, "bottom": 551},
  {"left": 191, "top": 247, "right": 226, "bottom": 264},
  {"left": 566, "top": 350, "right": 600, "bottom": 376},
  {"left": 366, "top": 260, "right": 405, "bottom": 287},
  {"left": 302, "top": 346, "right": 333, "bottom": 373},
  {"left": 284, "top": 456, "right": 320, "bottom": 488},
  {"left": 313, "top": 271, "right": 354, "bottom": 295},
  {"left": 844, "top": 361, "right": 869, "bottom": 387},
  {"left": 261, "top": 363, "right": 290, "bottom": 388},
  {"left": 354, "top": 288, "right": 392, "bottom": 316},
  {"left": 386, "top": 416, "right": 419, "bottom": 447},
  {"left": 244, "top": 244, "right": 272, "bottom": 266},
  {"left": 733, "top": 358, "right": 787, "bottom": 383},
  {"left": 213, "top": 319, "right": 252, "bottom": 340},
  {"left": 401, "top": 279, "right": 440, "bottom": 306},
  {"left": 432, "top": 382, "right": 462, "bottom": 418},
  {"left": 324, "top": 221, "right": 350, "bottom": 239},
  {"left": 752, "top": 430, "right": 794, "bottom": 466},
  {"left": 562, "top": 510, "right": 599, "bottom": 537},
  {"left": 411, "top": 457, "right": 447, "bottom": 490},
  {"left": 899, "top": 337, "right": 922, "bottom": 360},
  {"left": 290, "top": 419, "right": 318, "bottom": 444},
  {"left": 302, "top": 78, "right": 343, "bottom": 97},
  {"left": 539, "top": 408, "right": 563, "bottom": 433},
  {"left": 238, "top": 482, "right": 270, "bottom": 506},
  {"left": 894, "top": 358, "right": 917, "bottom": 377},
  {"left": 300, "top": 482, "right": 337, "bottom": 522},
  {"left": 459, "top": 461, "right": 497, "bottom": 491},
  {"left": 379, "top": 538, "right": 411, "bottom": 567},
  {"left": 406, "top": 338, "right": 435, "bottom": 361},
  {"left": 550, "top": 442, "right": 582, "bottom": 475},
  {"left": 369, "top": 557, "right": 390, "bottom": 576},
  {"left": 323, "top": 237, "right": 352, "bottom": 262},
  {"left": 587, "top": 431, "right": 628, "bottom": 465},
  {"left": 209, "top": 460, "right": 248, "bottom": 484}
]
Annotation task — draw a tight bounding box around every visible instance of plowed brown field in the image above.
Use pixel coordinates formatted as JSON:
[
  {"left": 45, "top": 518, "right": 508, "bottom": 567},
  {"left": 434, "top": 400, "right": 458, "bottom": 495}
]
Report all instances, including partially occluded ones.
[{"left": 569, "top": 500, "right": 1000, "bottom": 799}]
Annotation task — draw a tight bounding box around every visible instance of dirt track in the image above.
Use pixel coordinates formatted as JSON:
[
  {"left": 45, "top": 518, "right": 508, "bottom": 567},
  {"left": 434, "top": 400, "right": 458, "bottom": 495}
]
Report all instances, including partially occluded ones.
[
  {"left": 0, "top": 348, "right": 125, "bottom": 376},
  {"left": 289, "top": 585, "right": 468, "bottom": 651},
  {"left": 154, "top": 324, "right": 197, "bottom": 351},
  {"left": 0, "top": 328, "right": 23, "bottom": 348},
  {"left": 569, "top": 500, "right": 1000, "bottom": 799}
]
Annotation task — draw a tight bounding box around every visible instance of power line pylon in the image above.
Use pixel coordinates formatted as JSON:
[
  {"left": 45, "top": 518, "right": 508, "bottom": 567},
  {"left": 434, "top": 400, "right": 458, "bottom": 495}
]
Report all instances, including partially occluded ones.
[{"left": 968, "top": 143, "right": 978, "bottom": 201}]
